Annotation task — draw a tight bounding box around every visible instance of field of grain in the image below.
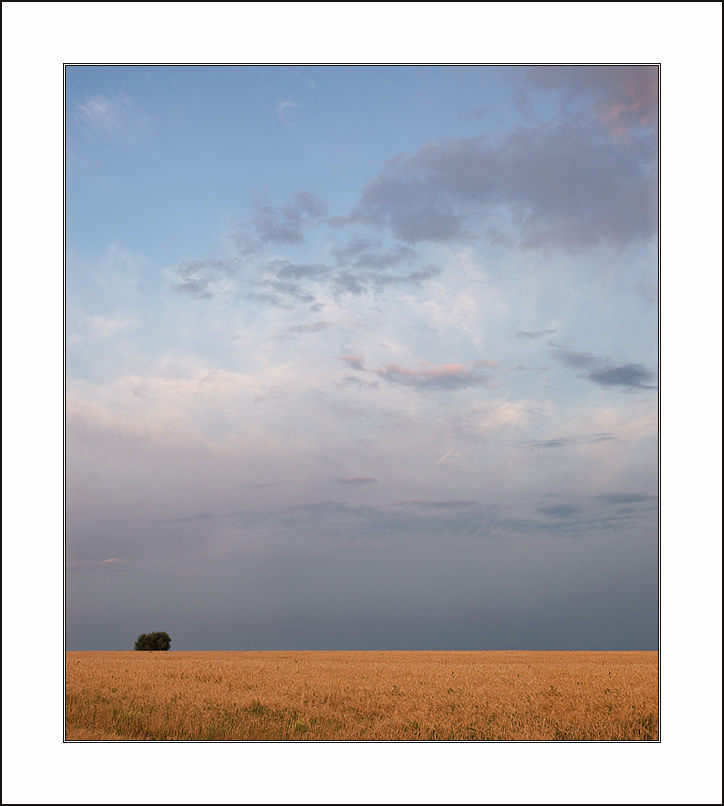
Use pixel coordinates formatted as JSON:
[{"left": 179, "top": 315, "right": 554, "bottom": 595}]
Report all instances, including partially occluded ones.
[{"left": 65, "top": 650, "right": 658, "bottom": 741}]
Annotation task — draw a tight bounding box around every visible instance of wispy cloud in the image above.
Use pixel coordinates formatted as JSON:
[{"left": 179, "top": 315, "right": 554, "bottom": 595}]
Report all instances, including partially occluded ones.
[
  {"left": 281, "top": 321, "right": 334, "bottom": 339},
  {"left": 173, "top": 260, "right": 235, "bottom": 300},
  {"left": 586, "top": 364, "right": 657, "bottom": 390},
  {"left": 516, "top": 328, "right": 557, "bottom": 339},
  {"left": 551, "top": 346, "right": 598, "bottom": 369},
  {"left": 551, "top": 345, "right": 657, "bottom": 390},
  {"left": 86, "top": 315, "right": 139, "bottom": 338},
  {"left": 233, "top": 192, "right": 328, "bottom": 253},
  {"left": 339, "top": 356, "right": 496, "bottom": 391},
  {"left": 528, "top": 438, "right": 575, "bottom": 449},
  {"left": 75, "top": 94, "right": 152, "bottom": 143}
]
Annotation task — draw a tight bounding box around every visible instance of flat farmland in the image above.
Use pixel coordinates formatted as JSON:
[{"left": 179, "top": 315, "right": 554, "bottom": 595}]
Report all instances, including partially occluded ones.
[{"left": 65, "top": 650, "right": 658, "bottom": 741}]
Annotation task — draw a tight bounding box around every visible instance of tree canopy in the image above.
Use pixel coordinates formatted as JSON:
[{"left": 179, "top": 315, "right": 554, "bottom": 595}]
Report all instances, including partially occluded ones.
[{"left": 134, "top": 631, "right": 172, "bottom": 651}]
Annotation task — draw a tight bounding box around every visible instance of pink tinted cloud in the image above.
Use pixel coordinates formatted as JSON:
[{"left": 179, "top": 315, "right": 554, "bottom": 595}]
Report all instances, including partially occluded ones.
[
  {"left": 375, "top": 361, "right": 494, "bottom": 390},
  {"left": 528, "top": 65, "right": 658, "bottom": 137},
  {"left": 340, "top": 355, "right": 497, "bottom": 390}
]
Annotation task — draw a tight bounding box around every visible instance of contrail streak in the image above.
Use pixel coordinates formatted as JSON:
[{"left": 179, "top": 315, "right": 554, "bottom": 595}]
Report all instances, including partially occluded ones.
[{"left": 419, "top": 448, "right": 454, "bottom": 478}]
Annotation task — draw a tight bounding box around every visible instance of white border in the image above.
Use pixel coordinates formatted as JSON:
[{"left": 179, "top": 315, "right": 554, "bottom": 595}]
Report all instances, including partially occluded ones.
[{"left": 3, "top": 3, "right": 722, "bottom": 804}]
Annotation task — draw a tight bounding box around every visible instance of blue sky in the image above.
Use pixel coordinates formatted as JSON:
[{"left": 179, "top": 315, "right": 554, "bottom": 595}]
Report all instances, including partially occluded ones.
[{"left": 64, "top": 64, "right": 661, "bottom": 650}]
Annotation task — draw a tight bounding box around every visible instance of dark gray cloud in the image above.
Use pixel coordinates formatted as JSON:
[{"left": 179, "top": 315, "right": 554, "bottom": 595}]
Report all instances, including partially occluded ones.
[
  {"left": 529, "top": 438, "right": 575, "bottom": 449},
  {"left": 335, "top": 477, "right": 378, "bottom": 485},
  {"left": 585, "top": 432, "right": 616, "bottom": 443},
  {"left": 346, "top": 116, "right": 656, "bottom": 250},
  {"left": 256, "top": 253, "right": 440, "bottom": 304},
  {"left": 525, "top": 433, "right": 617, "bottom": 450},
  {"left": 586, "top": 364, "right": 657, "bottom": 390},
  {"left": 551, "top": 345, "right": 657, "bottom": 391}
]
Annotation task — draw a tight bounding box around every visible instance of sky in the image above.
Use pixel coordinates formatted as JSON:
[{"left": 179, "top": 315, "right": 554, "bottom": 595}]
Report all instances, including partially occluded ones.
[
  {"left": 64, "top": 64, "right": 660, "bottom": 651},
  {"left": 3, "top": 4, "right": 721, "bottom": 803}
]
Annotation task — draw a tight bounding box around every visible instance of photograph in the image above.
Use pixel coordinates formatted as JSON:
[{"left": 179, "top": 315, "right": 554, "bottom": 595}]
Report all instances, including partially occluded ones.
[{"left": 64, "top": 63, "right": 660, "bottom": 742}]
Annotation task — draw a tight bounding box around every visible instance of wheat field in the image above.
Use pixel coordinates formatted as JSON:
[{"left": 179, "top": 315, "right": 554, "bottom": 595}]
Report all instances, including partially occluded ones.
[{"left": 65, "top": 650, "right": 658, "bottom": 741}]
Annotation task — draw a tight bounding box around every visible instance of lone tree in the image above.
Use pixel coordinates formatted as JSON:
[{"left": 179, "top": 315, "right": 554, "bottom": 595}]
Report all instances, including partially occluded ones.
[{"left": 134, "top": 631, "right": 172, "bottom": 651}]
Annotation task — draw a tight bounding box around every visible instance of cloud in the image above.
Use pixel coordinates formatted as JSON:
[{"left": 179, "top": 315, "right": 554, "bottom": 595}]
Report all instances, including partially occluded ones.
[
  {"left": 335, "top": 477, "right": 378, "bottom": 485},
  {"left": 378, "top": 362, "right": 493, "bottom": 391},
  {"left": 597, "top": 493, "right": 658, "bottom": 505},
  {"left": 173, "top": 259, "right": 235, "bottom": 300},
  {"left": 339, "top": 355, "right": 366, "bottom": 371},
  {"left": 527, "top": 65, "right": 659, "bottom": 137},
  {"left": 227, "top": 191, "right": 442, "bottom": 305},
  {"left": 233, "top": 192, "right": 328, "bottom": 252},
  {"left": 286, "top": 321, "right": 334, "bottom": 336},
  {"left": 538, "top": 504, "right": 580, "bottom": 519},
  {"left": 74, "top": 94, "right": 151, "bottom": 143},
  {"left": 585, "top": 432, "right": 616, "bottom": 443},
  {"left": 551, "top": 345, "right": 657, "bottom": 390},
  {"left": 586, "top": 364, "right": 657, "bottom": 390},
  {"left": 528, "top": 438, "right": 575, "bottom": 449},
  {"left": 339, "top": 355, "right": 496, "bottom": 391},
  {"left": 551, "top": 346, "right": 598, "bottom": 369},
  {"left": 253, "top": 252, "right": 440, "bottom": 305},
  {"left": 516, "top": 329, "right": 557, "bottom": 339},
  {"left": 86, "top": 315, "right": 139, "bottom": 338},
  {"left": 332, "top": 240, "right": 418, "bottom": 270},
  {"left": 346, "top": 117, "right": 656, "bottom": 251},
  {"left": 267, "top": 259, "right": 331, "bottom": 280},
  {"left": 459, "top": 106, "right": 488, "bottom": 122},
  {"left": 332, "top": 265, "right": 441, "bottom": 296},
  {"left": 256, "top": 278, "right": 316, "bottom": 305},
  {"left": 388, "top": 499, "right": 479, "bottom": 510},
  {"left": 175, "top": 276, "right": 213, "bottom": 299}
]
